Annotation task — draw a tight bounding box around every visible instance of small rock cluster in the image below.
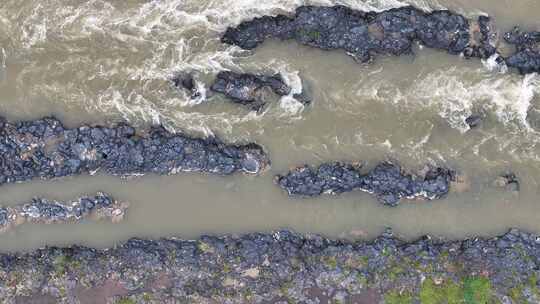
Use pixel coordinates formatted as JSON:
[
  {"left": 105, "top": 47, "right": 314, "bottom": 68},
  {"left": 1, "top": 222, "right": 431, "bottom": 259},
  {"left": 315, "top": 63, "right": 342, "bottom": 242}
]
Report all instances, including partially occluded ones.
[
  {"left": 276, "top": 162, "right": 452, "bottom": 206},
  {"left": 0, "top": 116, "right": 269, "bottom": 186},
  {"left": 172, "top": 73, "right": 201, "bottom": 100},
  {"left": 0, "top": 193, "right": 127, "bottom": 233},
  {"left": 1, "top": 229, "right": 539, "bottom": 303},
  {"left": 174, "top": 71, "right": 311, "bottom": 111},
  {"left": 504, "top": 27, "right": 540, "bottom": 74},
  {"left": 210, "top": 71, "right": 294, "bottom": 111},
  {"left": 222, "top": 5, "right": 540, "bottom": 74}
]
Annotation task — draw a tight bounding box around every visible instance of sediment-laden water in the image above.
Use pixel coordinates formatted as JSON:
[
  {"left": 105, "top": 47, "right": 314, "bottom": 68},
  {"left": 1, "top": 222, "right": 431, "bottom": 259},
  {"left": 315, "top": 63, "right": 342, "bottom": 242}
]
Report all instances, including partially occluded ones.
[{"left": 0, "top": 0, "right": 540, "bottom": 252}]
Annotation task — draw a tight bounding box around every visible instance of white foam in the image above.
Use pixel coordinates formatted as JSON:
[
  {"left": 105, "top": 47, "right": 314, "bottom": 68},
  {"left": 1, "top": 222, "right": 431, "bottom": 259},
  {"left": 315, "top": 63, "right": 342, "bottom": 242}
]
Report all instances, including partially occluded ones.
[
  {"left": 482, "top": 54, "right": 508, "bottom": 74},
  {"left": 21, "top": 4, "right": 48, "bottom": 49},
  {"left": 411, "top": 68, "right": 539, "bottom": 132},
  {"left": 277, "top": 66, "right": 305, "bottom": 115},
  {"left": 0, "top": 48, "right": 6, "bottom": 68}
]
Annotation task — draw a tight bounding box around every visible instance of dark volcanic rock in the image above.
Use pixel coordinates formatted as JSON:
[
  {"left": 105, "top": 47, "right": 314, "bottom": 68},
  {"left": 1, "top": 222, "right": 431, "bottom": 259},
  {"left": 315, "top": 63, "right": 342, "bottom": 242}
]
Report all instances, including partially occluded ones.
[
  {"left": 465, "top": 114, "right": 482, "bottom": 128},
  {"left": 504, "top": 27, "right": 540, "bottom": 74},
  {"left": 463, "top": 15, "right": 499, "bottom": 59},
  {"left": 222, "top": 6, "right": 497, "bottom": 63},
  {"left": 0, "top": 192, "right": 128, "bottom": 233},
  {"left": 210, "top": 71, "right": 294, "bottom": 110},
  {"left": 0, "top": 116, "right": 269, "bottom": 186},
  {"left": 494, "top": 172, "right": 520, "bottom": 192},
  {"left": 172, "top": 73, "right": 201, "bottom": 99},
  {"left": 276, "top": 162, "right": 452, "bottom": 206},
  {"left": 1, "top": 229, "right": 539, "bottom": 303},
  {"left": 222, "top": 5, "right": 540, "bottom": 74}
]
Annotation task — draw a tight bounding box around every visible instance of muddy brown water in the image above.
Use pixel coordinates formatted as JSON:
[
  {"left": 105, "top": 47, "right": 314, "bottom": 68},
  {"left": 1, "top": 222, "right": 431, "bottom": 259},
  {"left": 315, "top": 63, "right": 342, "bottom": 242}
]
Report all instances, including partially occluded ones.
[{"left": 0, "top": 0, "right": 540, "bottom": 251}]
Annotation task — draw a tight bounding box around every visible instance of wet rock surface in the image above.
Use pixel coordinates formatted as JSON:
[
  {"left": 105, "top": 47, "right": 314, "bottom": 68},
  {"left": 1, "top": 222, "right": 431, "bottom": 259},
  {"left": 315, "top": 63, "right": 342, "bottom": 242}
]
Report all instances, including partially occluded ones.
[
  {"left": 504, "top": 27, "right": 540, "bottom": 74},
  {"left": 0, "top": 193, "right": 127, "bottom": 233},
  {"left": 494, "top": 172, "right": 520, "bottom": 192},
  {"left": 276, "top": 162, "right": 452, "bottom": 206},
  {"left": 172, "top": 73, "right": 201, "bottom": 100},
  {"left": 0, "top": 116, "right": 269, "bottom": 186},
  {"left": 222, "top": 5, "right": 540, "bottom": 74},
  {"left": 1, "top": 229, "right": 539, "bottom": 303},
  {"left": 465, "top": 114, "right": 482, "bottom": 129},
  {"left": 210, "top": 71, "right": 295, "bottom": 111}
]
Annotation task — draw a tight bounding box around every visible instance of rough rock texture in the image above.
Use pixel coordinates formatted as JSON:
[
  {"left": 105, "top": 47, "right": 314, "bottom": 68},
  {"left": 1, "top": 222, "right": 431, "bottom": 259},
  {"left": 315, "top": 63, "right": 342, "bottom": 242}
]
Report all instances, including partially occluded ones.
[
  {"left": 0, "top": 193, "right": 127, "bottom": 233},
  {"left": 222, "top": 5, "right": 540, "bottom": 74},
  {"left": 172, "top": 73, "right": 201, "bottom": 99},
  {"left": 0, "top": 117, "right": 269, "bottom": 186},
  {"left": 1, "top": 229, "right": 539, "bottom": 303},
  {"left": 210, "top": 71, "right": 296, "bottom": 111},
  {"left": 276, "top": 162, "right": 452, "bottom": 206},
  {"left": 494, "top": 172, "right": 520, "bottom": 192},
  {"left": 465, "top": 114, "right": 482, "bottom": 129},
  {"left": 504, "top": 27, "right": 540, "bottom": 74}
]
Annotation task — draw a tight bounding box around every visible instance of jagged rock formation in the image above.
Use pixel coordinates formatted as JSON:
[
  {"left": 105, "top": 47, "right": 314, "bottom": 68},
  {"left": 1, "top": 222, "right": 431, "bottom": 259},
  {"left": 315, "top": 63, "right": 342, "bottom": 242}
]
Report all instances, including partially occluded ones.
[
  {"left": 0, "top": 116, "right": 269, "bottom": 186},
  {"left": 172, "top": 73, "right": 201, "bottom": 100},
  {"left": 1, "top": 229, "right": 539, "bottom": 303},
  {"left": 276, "top": 162, "right": 452, "bottom": 206},
  {"left": 504, "top": 27, "right": 540, "bottom": 74},
  {"left": 465, "top": 114, "right": 482, "bottom": 128},
  {"left": 210, "top": 71, "right": 295, "bottom": 111},
  {"left": 222, "top": 5, "right": 540, "bottom": 74},
  {"left": 0, "top": 192, "right": 127, "bottom": 233}
]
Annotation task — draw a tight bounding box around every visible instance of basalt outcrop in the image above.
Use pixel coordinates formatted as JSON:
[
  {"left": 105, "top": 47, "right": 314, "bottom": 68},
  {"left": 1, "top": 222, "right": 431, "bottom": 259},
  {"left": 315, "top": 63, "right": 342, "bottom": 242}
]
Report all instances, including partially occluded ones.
[
  {"left": 222, "top": 5, "right": 540, "bottom": 74},
  {"left": 0, "top": 192, "right": 127, "bottom": 233},
  {"left": 504, "top": 27, "right": 540, "bottom": 74},
  {"left": 276, "top": 162, "right": 452, "bottom": 206},
  {"left": 0, "top": 116, "right": 269, "bottom": 186},
  {"left": 172, "top": 73, "right": 201, "bottom": 100},
  {"left": 210, "top": 71, "right": 294, "bottom": 111},
  {"left": 1, "top": 229, "right": 539, "bottom": 303}
]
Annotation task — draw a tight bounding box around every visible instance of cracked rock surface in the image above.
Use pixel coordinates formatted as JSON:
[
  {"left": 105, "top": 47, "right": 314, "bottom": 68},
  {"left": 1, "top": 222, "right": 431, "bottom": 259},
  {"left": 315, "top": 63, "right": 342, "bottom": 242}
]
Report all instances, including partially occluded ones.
[
  {"left": 0, "top": 192, "right": 127, "bottom": 233},
  {"left": 276, "top": 162, "right": 452, "bottom": 206},
  {"left": 0, "top": 116, "right": 269, "bottom": 186},
  {"left": 210, "top": 71, "right": 297, "bottom": 111},
  {"left": 1, "top": 229, "right": 539, "bottom": 303},
  {"left": 222, "top": 5, "right": 540, "bottom": 74}
]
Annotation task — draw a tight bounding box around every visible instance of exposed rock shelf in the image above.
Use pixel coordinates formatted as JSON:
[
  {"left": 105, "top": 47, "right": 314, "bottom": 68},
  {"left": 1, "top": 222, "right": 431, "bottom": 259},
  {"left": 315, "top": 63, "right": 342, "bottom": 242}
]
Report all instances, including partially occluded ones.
[
  {"left": 276, "top": 162, "right": 452, "bottom": 206},
  {"left": 2, "top": 229, "right": 539, "bottom": 303},
  {"left": 0, "top": 117, "right": 269, "bottom": 186},
  {"left": 174, "top": 71, "right": 311, "bottom": 111},
  {"left": 210, "top": 71, "right": 293, "bottom": 111},
  {"left": 0, "top": 192, "right": 127, "bottom": 233},
  {"left": 222, "top": 5, "right": 540, "bottom": 74}
]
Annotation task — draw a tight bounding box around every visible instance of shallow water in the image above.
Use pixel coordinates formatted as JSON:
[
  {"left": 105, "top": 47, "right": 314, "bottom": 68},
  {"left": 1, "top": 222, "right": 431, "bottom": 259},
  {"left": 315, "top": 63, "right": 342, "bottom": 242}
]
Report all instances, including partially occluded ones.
[{"left": 0, "top": 0, "right": 540, "bottom": 251}]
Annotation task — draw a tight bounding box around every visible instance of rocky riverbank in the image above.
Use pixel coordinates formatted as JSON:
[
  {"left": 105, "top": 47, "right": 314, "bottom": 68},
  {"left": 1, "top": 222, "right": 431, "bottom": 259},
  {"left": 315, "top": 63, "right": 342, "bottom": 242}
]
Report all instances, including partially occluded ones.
[
  {"left": 1, "top": 229, "right": 538, "bottom": 303},
  {"left": 0, "top": 116, "right": 269, "bottom": 186},
  {"left": 222, "top": 5, "right": 540, "bottom": 75},
  {"left": 0, "top": 193, "right": 127, "bottom": 233},
  {"left": 276, "top": 162, "right": 453, "bottom": 206}
]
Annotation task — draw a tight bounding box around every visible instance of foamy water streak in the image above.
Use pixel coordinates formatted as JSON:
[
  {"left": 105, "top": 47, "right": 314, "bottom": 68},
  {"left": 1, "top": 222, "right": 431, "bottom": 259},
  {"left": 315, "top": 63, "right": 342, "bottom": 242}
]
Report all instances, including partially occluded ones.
[
  {"left": 414, "top": 69, "right": 539, "bottom": 132},
  {"left": 1, "top": 0, "right": 437, "bottom": 125},
  {"left": 2, "top": 0, "right": 540, "bottom": 162}
]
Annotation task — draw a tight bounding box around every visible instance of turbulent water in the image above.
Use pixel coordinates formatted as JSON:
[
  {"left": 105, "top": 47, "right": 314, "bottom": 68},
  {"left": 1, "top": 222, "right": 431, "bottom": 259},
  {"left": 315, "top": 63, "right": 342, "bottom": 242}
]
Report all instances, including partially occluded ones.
[{"left": 0, "top": 0, "right": 540, "bottom": 251}]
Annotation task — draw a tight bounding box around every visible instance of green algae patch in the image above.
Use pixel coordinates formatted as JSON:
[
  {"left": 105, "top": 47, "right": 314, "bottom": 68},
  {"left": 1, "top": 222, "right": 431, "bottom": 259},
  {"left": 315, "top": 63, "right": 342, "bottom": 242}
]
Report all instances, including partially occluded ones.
[
  {"left": 385, "top": 291, "right": 413, "bottom": 304},
  {"left": 420, "top": 278, "right": 463, "bottom": 304},
  {"left": 509, "top": 274, "right": 540, "bottom": 303},
  {"left": 197, "top": 241, "right": 214, "bottom": 253},
  {"left": 322, "top": 256, "right": 338, "bottom": 269},
  {"left": 379, "top": 275, "right": 479, "bottom": 304},
  {"left": 463, "top": 277, "right": 492, "bottom": 304},
  {"left": 116, "top": 298, "right": 135, "bottom": 304},
  {"left": 529, "top": 274, "right": 539, "bottom": 296}
]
